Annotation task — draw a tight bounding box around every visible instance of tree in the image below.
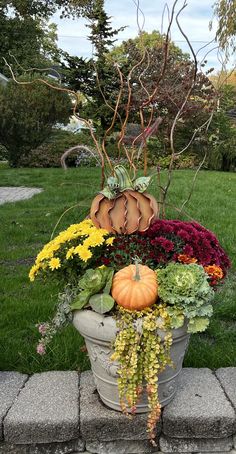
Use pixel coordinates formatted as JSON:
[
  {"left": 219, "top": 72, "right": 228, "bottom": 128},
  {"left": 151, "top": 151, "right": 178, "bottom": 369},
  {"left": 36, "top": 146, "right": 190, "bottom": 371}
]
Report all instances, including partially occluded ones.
[
  {"left": 105, "top": 31, "right": 216, "bottom": 159},
  {"left": 203, "top": 84, "right": 236, "bottom": 171},
  {"left": 209, "top": 69, "right": 236, "bottom": 89},
  {"left": 61, "top": 0, "right": 124, "bottom": 131},
  {"left": 0, "top": 76, "right": 71, "bottom": 166},
  {"left": 0, "top": 12, "right": 61, "bottom": 75},
  {"left": 211, "top": 0, "right": 236, "bottom": 56},
  {"left": 0, "top": 0, "right": 94, "bottom": 19},
  {"left": 0, "top": 0, "right": 95, "bottom": 76}
]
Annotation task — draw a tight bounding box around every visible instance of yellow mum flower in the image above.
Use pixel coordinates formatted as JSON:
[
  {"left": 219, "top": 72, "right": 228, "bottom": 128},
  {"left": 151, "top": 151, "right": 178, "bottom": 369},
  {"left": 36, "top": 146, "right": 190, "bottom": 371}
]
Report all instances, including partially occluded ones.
[
  {"left": 66, "top": 247, "right": 75, "bottom": 260},
  {"left": 83, "top": 233, "right": 105, "bottom": 248},
  {"left": 29, "top": 264, "right": 40, "bottom": 282},
  {"left": 106, "top": 237, "right": 115, "bottom": 245},
  {"left": 74, "top": 244, "right": 84, "bottom": 255},
  {"left": 77, "top": 247, "right": 92, "bottom": 262},
  {"left": 49, "top": 257, "right": 61, "bottom": 270}
]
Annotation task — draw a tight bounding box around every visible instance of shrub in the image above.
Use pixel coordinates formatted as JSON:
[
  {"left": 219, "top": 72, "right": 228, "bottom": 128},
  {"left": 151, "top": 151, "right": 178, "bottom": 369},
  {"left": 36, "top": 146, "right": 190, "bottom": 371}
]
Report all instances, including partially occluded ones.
[
  {"left": 19, "top": 130, "right": 95, "bottom": 167},
  {"left": 0, "top": 143, "right": 8, "bottom": 161},
  {"left": 0, "top": 75, "right": 71, "bottom": 167},
  {"left": 19, "top": 130, "right": 129, "bottom": 168}
]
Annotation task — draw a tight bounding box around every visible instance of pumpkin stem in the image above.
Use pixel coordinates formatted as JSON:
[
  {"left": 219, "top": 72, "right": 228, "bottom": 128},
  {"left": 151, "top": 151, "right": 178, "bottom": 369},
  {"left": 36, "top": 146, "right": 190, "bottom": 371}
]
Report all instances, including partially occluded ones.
[{"left": 134, "top": 259, "right": 141, "bottom": 281}]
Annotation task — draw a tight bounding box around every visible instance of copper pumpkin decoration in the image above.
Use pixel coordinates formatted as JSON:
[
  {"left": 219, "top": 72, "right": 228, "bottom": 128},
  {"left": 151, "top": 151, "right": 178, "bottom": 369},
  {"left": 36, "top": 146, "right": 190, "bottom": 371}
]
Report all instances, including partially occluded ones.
[
  {"left": 90, "top": 166, "right": 159, "bottom": 234},
  {"left": 90, "top": 190, "right": 158, "bottom": 234}
]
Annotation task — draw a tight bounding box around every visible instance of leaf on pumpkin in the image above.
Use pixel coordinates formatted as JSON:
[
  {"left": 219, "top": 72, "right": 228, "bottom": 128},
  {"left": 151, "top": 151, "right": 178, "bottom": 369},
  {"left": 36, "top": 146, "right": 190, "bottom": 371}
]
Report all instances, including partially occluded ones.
[
  {"left": 133, "top": 176, "right": 151, "bottom": 192},
  {"left": 89, "top": 293, "right": 115, "bottom": 314}
]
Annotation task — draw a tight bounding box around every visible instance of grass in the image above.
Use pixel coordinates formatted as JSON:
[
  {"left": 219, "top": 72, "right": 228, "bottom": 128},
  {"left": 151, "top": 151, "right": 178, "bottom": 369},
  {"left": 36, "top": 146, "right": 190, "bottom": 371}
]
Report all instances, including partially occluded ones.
[{"left": 0, "top": 166, "right": 236, "bottom": 373}]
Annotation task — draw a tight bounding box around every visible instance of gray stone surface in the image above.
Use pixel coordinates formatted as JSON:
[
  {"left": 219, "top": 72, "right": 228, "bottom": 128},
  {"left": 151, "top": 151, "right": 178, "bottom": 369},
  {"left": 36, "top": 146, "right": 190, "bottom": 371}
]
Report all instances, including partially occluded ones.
[
  {"left": 216, "top": 368, "right": 236, "bottom": 410},
  {"left": 80, "top": 371, "right": 161, "bottom": 442},
  {"left": 197, "top": 451, "right": 236, "bottom": 454},
  {"left": 159, "top": 435, "right": 233, "bottom": 452},
  {"left": 86, "top": 439, "right": 160, "bottom": 453},
  {"left": 0, "top": 439, "right": 85, "bottom": 454},
  {"left": 162, "top": 368, "right": 236, "bottom": 438},
  {"left": 4, "top": 371, "right": 79, "bottom": 444},
  {"left": 0, "top": 187, "right": 43, "bottom": 205},
  {"left": 0, "top": 371, "right": 28, "bottom": 440}
]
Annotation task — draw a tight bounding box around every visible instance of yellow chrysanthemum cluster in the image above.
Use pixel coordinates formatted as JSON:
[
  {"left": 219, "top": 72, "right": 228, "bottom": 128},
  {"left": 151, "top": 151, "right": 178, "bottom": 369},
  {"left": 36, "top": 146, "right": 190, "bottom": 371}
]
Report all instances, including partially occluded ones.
[{"left": 29, "top": 219, "right": 114, "bottom": 282}]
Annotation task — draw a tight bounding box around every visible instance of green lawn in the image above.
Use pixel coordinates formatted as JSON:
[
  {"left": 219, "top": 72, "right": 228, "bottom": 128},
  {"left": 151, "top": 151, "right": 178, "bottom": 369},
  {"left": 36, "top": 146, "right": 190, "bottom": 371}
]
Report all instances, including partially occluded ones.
[{"left": 0, "top": 167, "right": 236, "bottom": 373}]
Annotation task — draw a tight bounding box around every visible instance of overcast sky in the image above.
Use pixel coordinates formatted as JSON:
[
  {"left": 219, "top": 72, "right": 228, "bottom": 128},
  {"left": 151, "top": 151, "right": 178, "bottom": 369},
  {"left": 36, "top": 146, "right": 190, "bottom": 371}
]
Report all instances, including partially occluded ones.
[{"left": 52, "top": 0, "right": 231, "bottom": 72}]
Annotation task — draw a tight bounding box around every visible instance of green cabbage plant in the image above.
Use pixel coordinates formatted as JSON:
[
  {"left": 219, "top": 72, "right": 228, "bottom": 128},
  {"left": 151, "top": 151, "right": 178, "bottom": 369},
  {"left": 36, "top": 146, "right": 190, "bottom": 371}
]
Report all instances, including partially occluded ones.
[
  {"left": 71, "top": 267, "right": 115, "bottom": 314},
  {"left": 157, "top": 263, "right": 215, "bottom": 333}
]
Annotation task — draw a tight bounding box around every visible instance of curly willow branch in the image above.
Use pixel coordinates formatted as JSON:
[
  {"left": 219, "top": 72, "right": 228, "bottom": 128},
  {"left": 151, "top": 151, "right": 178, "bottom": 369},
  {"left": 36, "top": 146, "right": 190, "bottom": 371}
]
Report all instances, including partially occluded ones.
[{"left": 3, "top": 57, "right": 108, "bottom": 189}]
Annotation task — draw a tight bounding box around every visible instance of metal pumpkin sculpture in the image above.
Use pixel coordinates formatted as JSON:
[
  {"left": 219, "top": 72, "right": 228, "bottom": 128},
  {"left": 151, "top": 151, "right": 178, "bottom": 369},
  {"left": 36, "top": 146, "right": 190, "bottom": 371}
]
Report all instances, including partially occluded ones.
[{"left": 90, "top": 166, "right": 159, "bottom": 234}]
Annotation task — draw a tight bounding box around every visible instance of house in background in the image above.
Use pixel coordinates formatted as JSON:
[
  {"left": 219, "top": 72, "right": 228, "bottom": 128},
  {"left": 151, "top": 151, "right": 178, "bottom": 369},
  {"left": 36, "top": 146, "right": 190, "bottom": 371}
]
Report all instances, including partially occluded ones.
[{"left": 0, "top": 72, "right": 9, "bottom": 86}]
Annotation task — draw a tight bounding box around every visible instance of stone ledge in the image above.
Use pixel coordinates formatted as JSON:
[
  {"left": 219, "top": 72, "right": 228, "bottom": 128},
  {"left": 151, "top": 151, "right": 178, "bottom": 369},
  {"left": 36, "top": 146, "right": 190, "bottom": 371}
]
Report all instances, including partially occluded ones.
[
  {"left": 80, "top": 371, "right": 162, "bottom": 442},
  {"left": 0, "top": 372, "right": 28, "bottom": 440},
  {"left": 162, "top": 368, "right": 236, "bottom": 438},
  {"left": 0, "top": 368, "right": 235, "bottom": 453},
  {"left": 4, "top": 371, "right": 80, "bottom": 444}
]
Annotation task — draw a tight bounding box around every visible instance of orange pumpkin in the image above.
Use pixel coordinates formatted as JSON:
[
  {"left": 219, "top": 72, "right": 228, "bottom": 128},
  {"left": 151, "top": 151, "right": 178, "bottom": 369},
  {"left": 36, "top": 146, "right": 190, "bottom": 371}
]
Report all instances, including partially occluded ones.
[
  {"left": 111, "top": 263, "right": 158, "bottom": 311},
  {"left": 90, "top": 190, "right": 158, "bottom": 234}
]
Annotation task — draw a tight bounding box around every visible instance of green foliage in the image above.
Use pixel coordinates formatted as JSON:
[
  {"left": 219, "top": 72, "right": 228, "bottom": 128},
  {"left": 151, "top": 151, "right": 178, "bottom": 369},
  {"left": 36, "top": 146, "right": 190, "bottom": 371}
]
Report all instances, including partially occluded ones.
[
  {"left": 61, "top": 0, "right": 124, "bottom": 131},
  {"left": 0, "top": 0, "right": 93, "bottom": 80},
  {"left": 19, "top": 130, "right": 95, "bottom": 168},
  {"left": 71, "top": 267, "right": 115, "bottom": 313},
  {"left": 0, "top": 144, "right": 8, "bottom": 161},
  {"left": 212, "top": 0, "right": 236, "bottom": 55},
  {"left": 0, "top": 0, "right": 93, "bottom": 19},
  {"left": 205, "top": 85, "right": 236, "bottom": 171},
  {"left": 0, "top": 76, "right": 71, "bottom": 166},
  {"left": 0, "top": 10, "right": 61, "bottom": 76},
  {"left": 79, "top": 267, "right": 108, "bottom": 292},
  {"left": 157, "top": 263, "right": 214, "bottom": 333},
  {"left": 144, "top": 136, "right": 198, "bottom": 169},
  {"left": 89, "top": 293, "right": 115, "bottom": 314},
  {"left": 109, "top": 30, "right": 189, "bottom": 65}
]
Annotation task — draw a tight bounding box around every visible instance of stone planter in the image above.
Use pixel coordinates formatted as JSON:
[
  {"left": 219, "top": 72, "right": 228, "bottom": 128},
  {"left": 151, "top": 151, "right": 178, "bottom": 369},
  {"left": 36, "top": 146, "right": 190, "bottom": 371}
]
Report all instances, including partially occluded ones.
[{"left": 73, "top": 310, "right": 190, "bottom": 413}]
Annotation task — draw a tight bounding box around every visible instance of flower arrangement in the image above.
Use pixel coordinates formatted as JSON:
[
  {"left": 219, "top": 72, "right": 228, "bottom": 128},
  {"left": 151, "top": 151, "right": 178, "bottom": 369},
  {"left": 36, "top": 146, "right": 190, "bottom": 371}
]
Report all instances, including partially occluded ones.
[{"left": 30, "top": 199, "right": 230, "bottom": 444}]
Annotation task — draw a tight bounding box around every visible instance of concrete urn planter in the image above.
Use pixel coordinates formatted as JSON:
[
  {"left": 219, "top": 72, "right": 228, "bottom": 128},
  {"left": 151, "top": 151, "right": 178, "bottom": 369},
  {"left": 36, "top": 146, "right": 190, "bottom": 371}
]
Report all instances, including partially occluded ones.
[{"left": 73, "top": 310, "right": 190, "bottom": 413}]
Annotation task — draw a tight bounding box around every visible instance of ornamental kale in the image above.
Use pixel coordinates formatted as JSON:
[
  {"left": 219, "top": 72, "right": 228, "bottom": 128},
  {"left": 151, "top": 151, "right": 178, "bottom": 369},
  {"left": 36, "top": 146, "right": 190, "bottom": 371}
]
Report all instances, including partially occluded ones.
[{"left": 157, "top": 263, "right": 215, "bottom": 333}]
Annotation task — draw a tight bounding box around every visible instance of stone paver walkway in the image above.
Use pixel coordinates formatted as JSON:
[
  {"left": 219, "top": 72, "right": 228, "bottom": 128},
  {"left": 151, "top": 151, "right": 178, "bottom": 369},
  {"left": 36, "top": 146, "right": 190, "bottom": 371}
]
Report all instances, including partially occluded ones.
[
  {"left": 0, "top": 187, "right": 43, "bottom": 205},
  {"left": 0, "top": 368, "right": 236, "bottom": 453}
]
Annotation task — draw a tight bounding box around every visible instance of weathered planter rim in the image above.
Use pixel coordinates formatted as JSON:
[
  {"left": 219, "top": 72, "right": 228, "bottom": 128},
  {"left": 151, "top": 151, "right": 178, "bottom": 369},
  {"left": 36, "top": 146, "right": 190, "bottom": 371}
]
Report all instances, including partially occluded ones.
[{"left": 73, "top": 308, "right": 189, "bottom": 343}]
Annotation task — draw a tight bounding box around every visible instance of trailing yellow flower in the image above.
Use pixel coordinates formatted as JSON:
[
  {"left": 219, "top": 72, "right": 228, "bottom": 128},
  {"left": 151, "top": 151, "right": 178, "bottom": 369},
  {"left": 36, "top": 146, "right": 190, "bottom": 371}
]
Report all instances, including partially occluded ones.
[{"left": 49, "top": 257, "right": 61, "bottom": 270}]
